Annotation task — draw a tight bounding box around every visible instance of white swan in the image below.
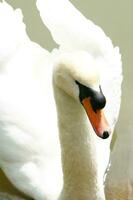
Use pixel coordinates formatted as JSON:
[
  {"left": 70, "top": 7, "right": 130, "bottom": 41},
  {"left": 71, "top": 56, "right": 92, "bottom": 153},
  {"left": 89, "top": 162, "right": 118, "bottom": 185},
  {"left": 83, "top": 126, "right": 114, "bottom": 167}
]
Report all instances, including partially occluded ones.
[{"left": 0, "top": 1, "right": 122, "bottom": 200}]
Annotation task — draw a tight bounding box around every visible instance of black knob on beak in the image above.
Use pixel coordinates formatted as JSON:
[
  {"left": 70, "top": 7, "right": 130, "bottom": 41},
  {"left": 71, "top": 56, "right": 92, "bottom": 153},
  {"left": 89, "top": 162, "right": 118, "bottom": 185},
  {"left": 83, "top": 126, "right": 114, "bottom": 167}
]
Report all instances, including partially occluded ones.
[{"left": 102, "top": 131, "right": 109, "bottom": 139}]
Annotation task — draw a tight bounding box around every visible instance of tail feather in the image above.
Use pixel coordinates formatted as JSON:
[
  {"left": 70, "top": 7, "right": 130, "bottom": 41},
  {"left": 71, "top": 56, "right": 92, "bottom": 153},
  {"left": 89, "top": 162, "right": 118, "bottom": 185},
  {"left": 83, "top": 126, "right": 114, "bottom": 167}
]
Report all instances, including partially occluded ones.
[{"left": 0, "top": 1, "right": 28, "bottom": 63}]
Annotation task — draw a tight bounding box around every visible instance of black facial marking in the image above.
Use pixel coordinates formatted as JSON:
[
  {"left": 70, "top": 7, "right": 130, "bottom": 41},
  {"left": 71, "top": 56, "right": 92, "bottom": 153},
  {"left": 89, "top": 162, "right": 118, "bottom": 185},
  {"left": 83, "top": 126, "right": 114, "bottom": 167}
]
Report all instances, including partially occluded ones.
[{"left": 75, "top": 81, "right": 106, "bottom": 112}]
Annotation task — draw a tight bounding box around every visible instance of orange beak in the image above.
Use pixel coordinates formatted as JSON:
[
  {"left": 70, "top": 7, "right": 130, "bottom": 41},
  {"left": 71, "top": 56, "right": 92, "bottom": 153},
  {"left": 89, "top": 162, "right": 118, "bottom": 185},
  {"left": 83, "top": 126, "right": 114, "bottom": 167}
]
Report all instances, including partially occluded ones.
[{"left": 82, "top": 98, "right": 110, "bottom": 139}]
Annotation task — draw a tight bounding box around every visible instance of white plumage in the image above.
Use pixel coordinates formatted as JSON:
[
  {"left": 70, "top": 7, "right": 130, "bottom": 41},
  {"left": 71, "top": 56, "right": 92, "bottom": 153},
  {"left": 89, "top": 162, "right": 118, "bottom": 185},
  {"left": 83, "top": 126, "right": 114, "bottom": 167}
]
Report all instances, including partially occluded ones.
[{"left": 0, "top": 1, "right": 122, "bottom": 200}]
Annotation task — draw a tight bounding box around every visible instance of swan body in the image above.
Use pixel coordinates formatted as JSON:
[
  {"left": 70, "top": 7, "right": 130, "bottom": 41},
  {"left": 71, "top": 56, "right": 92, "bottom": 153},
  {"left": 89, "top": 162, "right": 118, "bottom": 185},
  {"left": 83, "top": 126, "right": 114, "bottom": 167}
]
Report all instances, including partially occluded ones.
[{"left": 0, "top": 1, "right": 122, "bottom": 200}]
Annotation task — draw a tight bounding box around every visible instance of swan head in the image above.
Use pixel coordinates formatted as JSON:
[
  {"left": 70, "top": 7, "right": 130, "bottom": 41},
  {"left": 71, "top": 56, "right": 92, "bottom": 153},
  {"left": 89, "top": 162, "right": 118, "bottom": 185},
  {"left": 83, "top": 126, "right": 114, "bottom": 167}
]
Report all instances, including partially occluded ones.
[{"left": 53, "top": 51, "right": 110, "bottom": 139}]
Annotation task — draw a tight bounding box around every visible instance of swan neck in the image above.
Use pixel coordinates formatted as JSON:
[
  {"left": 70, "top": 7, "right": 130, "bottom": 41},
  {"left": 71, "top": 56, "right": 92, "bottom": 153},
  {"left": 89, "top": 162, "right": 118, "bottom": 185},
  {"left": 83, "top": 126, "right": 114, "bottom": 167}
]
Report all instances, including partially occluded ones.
[{"left": 54, "top": 85, "right": 105, "bottom": 200}]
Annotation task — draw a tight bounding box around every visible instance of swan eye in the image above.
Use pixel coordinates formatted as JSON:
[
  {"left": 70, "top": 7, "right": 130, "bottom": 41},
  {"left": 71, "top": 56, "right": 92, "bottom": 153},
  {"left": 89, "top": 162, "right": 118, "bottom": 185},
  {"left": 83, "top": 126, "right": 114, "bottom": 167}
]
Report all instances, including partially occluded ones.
[{"left": 75, "top": 81, "right": 106, "bottom": 112}]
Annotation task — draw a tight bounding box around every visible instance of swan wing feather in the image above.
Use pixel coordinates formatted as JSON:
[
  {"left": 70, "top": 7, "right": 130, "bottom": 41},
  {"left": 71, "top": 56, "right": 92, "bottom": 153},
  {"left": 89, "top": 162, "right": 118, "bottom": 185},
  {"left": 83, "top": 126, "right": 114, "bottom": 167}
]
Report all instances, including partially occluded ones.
[
  {"left": 100, "top": 47, "right": 122, "bottom": 129},
  {"left": 0, "top": 1, "right": 29, "bottom": 64},
  {"left": 0, "top": 2, "right": 61, "bottom": 199},
  {"left": 37, "top": 0, "right": 122, "bottom": 130},
  {"left": 36, "top": 0, "right": 113, "bottom": 56}
]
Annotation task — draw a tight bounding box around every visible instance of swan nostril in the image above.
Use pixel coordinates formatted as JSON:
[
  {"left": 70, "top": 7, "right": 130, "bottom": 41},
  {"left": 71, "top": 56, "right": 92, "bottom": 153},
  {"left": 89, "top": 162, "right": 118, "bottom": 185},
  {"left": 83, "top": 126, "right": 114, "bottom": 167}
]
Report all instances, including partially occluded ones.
[{"left": 102, "top": 131, "right": 109, "bottom": 139}]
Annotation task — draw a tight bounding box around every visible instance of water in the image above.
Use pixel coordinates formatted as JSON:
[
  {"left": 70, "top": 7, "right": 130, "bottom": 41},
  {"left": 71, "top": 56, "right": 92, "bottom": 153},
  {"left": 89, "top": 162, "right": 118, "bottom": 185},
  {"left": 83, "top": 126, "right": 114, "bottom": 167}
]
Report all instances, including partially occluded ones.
[{"left": 1, "top": 0, "right": 133, "bottom": 199}]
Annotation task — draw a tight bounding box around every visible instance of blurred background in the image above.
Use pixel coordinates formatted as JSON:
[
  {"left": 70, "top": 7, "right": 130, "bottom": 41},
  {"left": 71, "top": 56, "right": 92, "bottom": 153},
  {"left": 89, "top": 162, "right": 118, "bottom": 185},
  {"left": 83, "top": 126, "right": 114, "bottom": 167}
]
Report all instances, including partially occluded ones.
[{"left": 0, "top": 0, "right": 133, "bottom": 199}]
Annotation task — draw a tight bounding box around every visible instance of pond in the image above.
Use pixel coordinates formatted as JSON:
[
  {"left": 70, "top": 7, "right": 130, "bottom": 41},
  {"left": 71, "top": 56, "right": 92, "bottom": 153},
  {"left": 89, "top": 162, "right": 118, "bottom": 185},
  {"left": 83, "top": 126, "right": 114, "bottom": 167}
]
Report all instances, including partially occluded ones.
[{"left": 1, "top": 0, "right": 133, "bottom": 199}]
